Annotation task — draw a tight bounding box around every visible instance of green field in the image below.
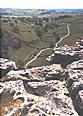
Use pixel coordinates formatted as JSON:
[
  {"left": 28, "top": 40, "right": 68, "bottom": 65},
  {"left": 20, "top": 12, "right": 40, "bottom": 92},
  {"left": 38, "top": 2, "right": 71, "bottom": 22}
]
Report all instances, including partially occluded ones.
[{"left": 1, "top": 9, "right": 83, "bottom": 68}]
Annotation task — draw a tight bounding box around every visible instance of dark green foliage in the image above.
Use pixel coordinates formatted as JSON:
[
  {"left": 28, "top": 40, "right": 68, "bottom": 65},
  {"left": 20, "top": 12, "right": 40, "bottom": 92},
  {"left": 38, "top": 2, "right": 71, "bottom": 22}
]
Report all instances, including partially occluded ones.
[
  {"left": 9, "top": 37, "right": 22, "bottom": 49},
  {"left": 12, "top": 25, "right": 19, "bottom": 34},
  {"left": 10, "top": 22, "right": 14, "bottom": 27},
  {"left": 53, "top": 32, "right": 60, "bottom": 42},
  {"left": 14, "top": 19, "right": 18, "bottom": 23},
  {"left": 1, "top": 19, "right": 8, "bottom": 23},
  {"left": 35, "top": 28, "right": 43, "bottom": 38},
  {"left": 43, "top": 26, "right": 48, "bottom": 33},
  {"left": 17, "top": 59, "right": 24, "bottom": 69},
  {"left": 50, "top": 42, "right": 55, "bottom": 48},
  {"left": 1, "top": 10, "right": 83, "bottom": 68}
]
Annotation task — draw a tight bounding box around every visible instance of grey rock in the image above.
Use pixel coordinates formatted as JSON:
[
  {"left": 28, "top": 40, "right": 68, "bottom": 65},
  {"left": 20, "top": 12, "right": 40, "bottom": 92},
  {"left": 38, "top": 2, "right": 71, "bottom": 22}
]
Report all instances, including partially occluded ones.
[
  {"left": 1, "top": 64, "right": 63, "bottom": 82},
  {"left": 1, "top": 39, "right": 83, "bottom": 115},
  {"left": 65, "top": 60, "right": 83, "bottom": 115},
  {"left": 47, "top": 39, "right": 83, "bottom": 68},
  {"left": 0, "top": 58, "right": 17, "bottom": 77},
  {"left": 75, "top": 90, "right": 83, "bottom": 116}
]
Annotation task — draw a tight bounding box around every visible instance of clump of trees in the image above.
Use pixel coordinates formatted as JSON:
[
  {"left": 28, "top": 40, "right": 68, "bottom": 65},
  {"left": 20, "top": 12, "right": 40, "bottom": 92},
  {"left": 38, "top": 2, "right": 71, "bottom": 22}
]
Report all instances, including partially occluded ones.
[
  {"left": 1, "top": 30, "right": 9, "bottom": 58},
  {"left": 50, "top": 42, "right": 55, "bottom": 48},
  {"left": 1, "top": 19, "right": 8, "bottom": 23},
  {"left": 55, "top": 15, "right": 70, "bottom": 21},
  {"left": 53, "top": 32, "right": 60, "bottom": 42},
  {"left": 1, "top": 29, "right": 23, "bottom": 58},
  {"left": 35, "top": 28, "right": 43, "bottom": 38},
  {"left": 9, "top": 37, "right": 22, "bottom": 49},
  {"left": 10, "top": 22, "right": 14, "bottom": 27},
  {"left": 17, "top": 59, "right": 24, "bottom": 69},
  {"left": 12, "top": 25, "right": 19, "bottom": 34}
]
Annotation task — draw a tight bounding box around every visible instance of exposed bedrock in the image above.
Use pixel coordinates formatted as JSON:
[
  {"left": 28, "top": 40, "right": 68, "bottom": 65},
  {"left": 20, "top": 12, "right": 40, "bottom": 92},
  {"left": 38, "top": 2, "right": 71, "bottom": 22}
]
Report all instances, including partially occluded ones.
[
  {"left": 0, "top": 62, "right": 79, "bottom": 116},
  {"left": 65, "top": 60, "right": 83, "bottom": 116},
  {"left": 0, "top": 64, "right": 63, "bottom": 82},
  {"left": 0, "top": 80, "right": 79, "bottom": 116},
  {"left": 47, "top": 39, "right": 83, "bottom": 68},
  {"left": 0, "top": 58, "right": 17, "bottom": 77},
  {"left": 0, "top": 39, "right": 83, "bottom": 116}
]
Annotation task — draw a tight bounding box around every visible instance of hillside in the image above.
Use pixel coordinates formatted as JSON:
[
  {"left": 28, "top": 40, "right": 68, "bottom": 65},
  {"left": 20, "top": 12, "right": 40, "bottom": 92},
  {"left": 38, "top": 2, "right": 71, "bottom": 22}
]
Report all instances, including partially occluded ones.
[
  {"left": 1, "top": 9, "right": 83, "bottom": 68},
  {"left": 0, "top": 9, "right": 83, "bottom": 115}
]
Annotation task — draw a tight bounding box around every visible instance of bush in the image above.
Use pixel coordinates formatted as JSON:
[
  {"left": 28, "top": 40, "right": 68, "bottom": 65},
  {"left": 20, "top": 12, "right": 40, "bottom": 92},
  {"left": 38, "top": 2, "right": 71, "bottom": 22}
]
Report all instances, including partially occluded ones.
[
  {"left": 35, "top": 28, "right": 43, "bottom": 38},
  {"left": 10, "top": 22, "right": 14, "bottom": 27},
  {"left": 12, "top": 25, "right": 19, "bottom": 34}
]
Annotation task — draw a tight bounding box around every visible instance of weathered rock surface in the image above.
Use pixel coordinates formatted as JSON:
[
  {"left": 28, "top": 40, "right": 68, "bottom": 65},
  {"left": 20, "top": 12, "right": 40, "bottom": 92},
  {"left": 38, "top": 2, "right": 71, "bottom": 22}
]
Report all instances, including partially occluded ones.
[
  {"left": 0, "top": 64, "right": 63, "bottom": 82},
  {"left": 0, "top": 39, "right": 83, "bottom": 116},
  {"left": 0, "top": 61, "right": 79, "bottom": 116},
  {"left": 0, "top": 80, "right": 79, "bottom": 116},
  {"left": 75, "top": 90, "right": 83, "bottom": 115},
  {"left": 65, "top": 60, "right": 83, "bottom": 115},
  {"left": 76, "top": 39, "right": 83, "bottom": 49},
  {"left": 0, "top": 58, "right": 17, "bottom": 77},
  {"left": 47, "top": 39, "right": 83, "bottom": 67}
]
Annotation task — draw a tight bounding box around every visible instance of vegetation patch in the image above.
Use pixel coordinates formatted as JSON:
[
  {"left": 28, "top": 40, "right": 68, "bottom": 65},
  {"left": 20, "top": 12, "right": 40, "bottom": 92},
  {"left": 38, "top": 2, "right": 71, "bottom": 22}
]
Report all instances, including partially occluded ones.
[{"left": 1, "top": 9, "right": 83, "bottom": 68}]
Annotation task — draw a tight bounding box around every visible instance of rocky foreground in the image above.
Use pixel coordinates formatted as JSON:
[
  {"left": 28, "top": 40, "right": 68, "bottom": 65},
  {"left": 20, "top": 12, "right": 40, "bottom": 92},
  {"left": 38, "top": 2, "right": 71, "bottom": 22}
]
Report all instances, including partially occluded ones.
[{"left": 0, "top": 39, "right": 83, "bottom": 116}]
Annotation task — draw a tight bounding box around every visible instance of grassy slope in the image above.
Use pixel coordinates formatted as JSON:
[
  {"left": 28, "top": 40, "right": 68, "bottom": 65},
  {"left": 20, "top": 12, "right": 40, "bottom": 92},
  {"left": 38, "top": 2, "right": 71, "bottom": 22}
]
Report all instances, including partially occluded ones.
[
  {"left": 1, "top": 12, "right": 83, "bottom": 67},
  {"left": 58, "top": 19, "right": 83, "bottom": 46}
]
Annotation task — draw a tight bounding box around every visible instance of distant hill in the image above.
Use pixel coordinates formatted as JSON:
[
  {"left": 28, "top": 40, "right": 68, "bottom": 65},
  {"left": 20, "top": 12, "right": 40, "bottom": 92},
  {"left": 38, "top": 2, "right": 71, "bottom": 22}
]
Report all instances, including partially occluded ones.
[
  {"left": 47, "top": 9, "right": 83, "bottom": 13},
  {"left": 0, "top": 8, "right": 83, "bottom": 17}
]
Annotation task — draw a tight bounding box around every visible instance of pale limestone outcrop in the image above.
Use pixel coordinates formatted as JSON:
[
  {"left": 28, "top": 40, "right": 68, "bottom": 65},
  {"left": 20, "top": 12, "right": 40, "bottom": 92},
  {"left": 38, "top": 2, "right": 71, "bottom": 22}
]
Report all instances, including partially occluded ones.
[
  {"left": 0, "top": 39, "right": 83, "bottom": 116},
  {"left": 0, "top": 58, "right": 17, "bottom": 77},
  {"left": 47, "top": 39, "right": 83, "bottom": 67},
  {"left": 65, "top": 60, "right": 83, "bottom": 115},
  {"left": 1, "top": 64, "right": 63, "bottom": 82},
  {"left": 0, "top": 80, "right": 79, "bottom": 116},
  {"left": 0, "top": 62, "right": 79, "bottom": 116}
]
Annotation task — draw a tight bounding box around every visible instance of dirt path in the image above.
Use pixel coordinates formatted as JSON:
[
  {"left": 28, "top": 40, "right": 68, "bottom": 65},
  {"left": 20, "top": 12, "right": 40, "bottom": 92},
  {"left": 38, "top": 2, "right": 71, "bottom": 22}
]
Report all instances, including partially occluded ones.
[
  {"left": 55, "top": 24, "right": 70, "bottom": 47},
  {"left": 25, "top": 24, "right": 70, "bottom": 68}
]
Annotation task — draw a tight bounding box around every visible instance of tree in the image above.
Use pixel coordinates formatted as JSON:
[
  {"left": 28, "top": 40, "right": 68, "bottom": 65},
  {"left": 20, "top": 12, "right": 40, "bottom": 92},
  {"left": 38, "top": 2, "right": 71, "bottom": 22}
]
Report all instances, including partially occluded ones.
[
  {"left": 2, "top": 19, "right": 8, "bottom": 23},
  {"left": 9, "top": 37, "right": 21, "bottom": 50},
  {"left": 14, "top": 19, "right": 18, "bottom": 23},
  {"left": 12, "top": 25, "right": 19, "bottom": 34},
  {"left": 35, "top": 29, "right": 43, "bottom": 38},
  {"left": 10, "top": 22, "right": 14, "bottom": 27},
  {"left": 1, "top": 30, "right": 4, "bottom": 38},
  {"left": 53, "top": 32, "right": 60, "bottom": 42},
  {"left": 17, "top": 59, "right": 24, "bottom": 69},
  {"left": 50, "top": 42, "right": 55, "bottom": 48},
  {"left": 39, "top": 18, "right": 42, "bottom": 26},
  {"left": 44, "top": 27, "right": 48, "bottom": 33},
  {"left": 45, "top": 17, "right": 49, "bottom": 22}
]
